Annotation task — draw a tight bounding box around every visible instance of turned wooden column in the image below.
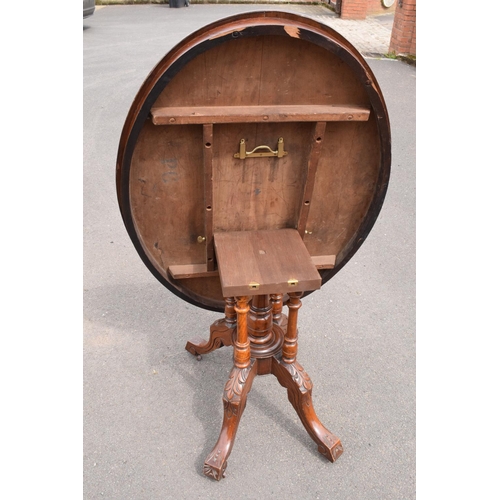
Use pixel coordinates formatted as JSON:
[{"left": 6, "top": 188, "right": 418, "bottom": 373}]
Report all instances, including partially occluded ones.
[
  {"left": 282, "top": 292, "right": 302, "bottom": 364},
  {"left": 247, "top": 295, "right": 273, "bottom": 352},
  {"left": 233, "top": 296, "right": 251, "bottom": 369},
  {"left": 224, "top": 297, "right": 237, "bottom": 328},
  {"left": 246, "top": 295, "right": 284, "bottom": 374},
  {"left": 270, "top": 293, "right": 288, "bottom": 329}
]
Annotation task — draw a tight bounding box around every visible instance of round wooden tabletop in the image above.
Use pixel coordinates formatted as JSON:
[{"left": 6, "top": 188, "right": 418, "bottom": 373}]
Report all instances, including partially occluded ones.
[{"left": 116, "top": 11, "right": 391, "bottom": 312}]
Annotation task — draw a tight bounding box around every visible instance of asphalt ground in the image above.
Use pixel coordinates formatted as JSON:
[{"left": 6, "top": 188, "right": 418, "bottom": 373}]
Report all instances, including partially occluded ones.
[{"left": 83, "top": 5, "right": 415, "bottom": 499}]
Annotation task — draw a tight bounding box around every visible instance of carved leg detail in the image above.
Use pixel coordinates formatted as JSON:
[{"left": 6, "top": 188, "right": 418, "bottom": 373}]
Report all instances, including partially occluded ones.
[
  {"left": 272, "top": 356, "right": 343, "bottom": 462},
  {"left": 203, "top": 360, "right": 258, "bottom": 480},
  {"left": 185, "top": 319, "right": 234, "bottom": 357},
  {"left": 186, "top": 298, "right": 236, "bottom": 357}
]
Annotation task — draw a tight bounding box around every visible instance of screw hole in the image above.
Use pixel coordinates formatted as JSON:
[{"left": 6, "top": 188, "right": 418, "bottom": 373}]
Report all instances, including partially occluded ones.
[
  {"left": 304, "top": 200, "right": 310, "bottom": 205},
  {"left": 316, "top": 137, "right": 322, "bottom": 142},
  {"left": 206, "top": 206, "right": 212, "bottom": 211},
  {"left": 205, "top": 142, "right": 212, "bottom": 148}
]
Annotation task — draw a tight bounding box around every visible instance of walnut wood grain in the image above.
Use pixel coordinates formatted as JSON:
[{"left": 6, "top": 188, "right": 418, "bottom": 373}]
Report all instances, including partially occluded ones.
[
  {"left": 117, "top": 15, "right": 390, "bottom": 311},
  {"left": 203, "top": 359, "right": 258, "bottom": 480},
  {"left": 117, "top": 11, "right": 390, "bottom": 480},
  {"left": 272, "top": 356, "right": 343, "bottom": 463},
  {"left": 203, "top": 124, "right": 215, "bottom": 271},
  {"left": 189, "top": 290, "right": 343, "bottom": 480},
  {"left": 168, "top": 264, "right": 219, "bottom": 279},
  {"left": 297, "top": 121, "right": 327, "bottom": 237},
  {"left": 214, "top": 229, "right": 321, "bottom": 296},
  {"left": 311, "top": 255, "right": 336, "bottom": 269},
  {"left": 185, "top": 298, "right": 236, "bottom": 357},
  {"left": 150, "top": 105, "right": 370, "bottom": 125}
]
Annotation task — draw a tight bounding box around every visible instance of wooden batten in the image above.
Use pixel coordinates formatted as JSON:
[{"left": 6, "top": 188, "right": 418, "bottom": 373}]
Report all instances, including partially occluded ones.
[
  {"left": 297, "top": 122, "right": 327, "bottom": 237},
  {"left": 168, "top": 264, "right": 220, "bottom": 280},
  {"left": 150, "top": 105, "right": 370, "bottom": 125},
  {"left": 203, "top": 124, "right": 215, "bottom": 271},
  {"left": 168, "top": 255, "right": 335, "bottom": 280},
  {"left": 311, "top": 255, "right": 336, "bottom": 269}
]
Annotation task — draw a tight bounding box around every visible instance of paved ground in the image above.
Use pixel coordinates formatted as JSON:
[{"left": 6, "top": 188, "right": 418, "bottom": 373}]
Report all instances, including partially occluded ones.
[
  {"left": 93, "top": 3, "right": 394, "bottom": 56},
  {"left": 84, "top": 5, "right": 415, "bottom": 499}
]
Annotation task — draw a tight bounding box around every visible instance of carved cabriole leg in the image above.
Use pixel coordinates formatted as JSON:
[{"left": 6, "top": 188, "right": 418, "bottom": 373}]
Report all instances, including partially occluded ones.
[
  {"left": 204, "top": 360, "right": 257, "bottom": 480},
  {"left": 272, "top": 292, "right": 343, "bottom": 462},
  {"left": 204, "top": 296, "right": 256, "bottom": 480},
  {"left": 185, "top": 297, "right": 236, "bottom": 357}
]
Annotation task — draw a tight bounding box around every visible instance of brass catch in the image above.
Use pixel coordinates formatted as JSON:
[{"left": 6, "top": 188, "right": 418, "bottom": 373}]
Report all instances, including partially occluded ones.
[
  {"left": 234, "top": 137, "right": 288, "bottom": 159},
  {"left": 288, "top": 279, "right": 298, "bottom": 286},
  {"left": 248, "top": 282, "right": 260, "bottom": 290}
]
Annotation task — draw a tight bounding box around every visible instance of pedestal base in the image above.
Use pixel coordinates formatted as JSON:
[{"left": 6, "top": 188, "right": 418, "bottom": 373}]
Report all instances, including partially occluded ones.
[{"left": 185, "top": 294, "right": 343, "bottom": 480}]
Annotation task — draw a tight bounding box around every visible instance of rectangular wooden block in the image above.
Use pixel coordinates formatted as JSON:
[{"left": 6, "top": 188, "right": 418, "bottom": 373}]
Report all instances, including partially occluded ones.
[
  {"left": 214, "top": 229, "right": 322, "bottom": 297},
  {"left": 150, "top": 105, "right": 370, "bottom": 125},
  {"left": 168, "top": 264, "right": 220, "bottom": 279}
]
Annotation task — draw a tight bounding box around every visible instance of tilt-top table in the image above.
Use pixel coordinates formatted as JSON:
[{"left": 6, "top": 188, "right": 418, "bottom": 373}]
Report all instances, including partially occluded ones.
[{"left": 116, "top": 11, "right": 391, "bottom": 481}]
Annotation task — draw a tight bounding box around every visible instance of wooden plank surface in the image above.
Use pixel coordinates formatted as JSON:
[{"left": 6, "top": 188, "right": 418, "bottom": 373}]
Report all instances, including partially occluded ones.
[
  {"left": 211, "top": 122, "right": 309, "bottom": 233},
  {"left": 214, "top": 229, "right": 321, "bottom": 296},
  {"left": 150, "top": 105, "right": 370, "bottom": 125}
]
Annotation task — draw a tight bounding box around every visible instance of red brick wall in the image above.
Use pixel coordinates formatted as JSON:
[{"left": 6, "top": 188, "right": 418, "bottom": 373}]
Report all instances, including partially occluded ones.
[
  {"left": 367, "top": 0, "right": 396, "bottom": 16},
  {"left": 389, "top": 0, "right": 416, "bottom": 56},
  {"left": 340, "top": 0, "right": 396, "bottom": 19},
  {"left": 340, "top": 0, "right": 368, "bottom": 20}
]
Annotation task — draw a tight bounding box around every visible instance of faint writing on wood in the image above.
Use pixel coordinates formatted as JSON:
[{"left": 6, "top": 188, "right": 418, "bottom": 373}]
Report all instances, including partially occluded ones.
[{"left": 161, "top": 158, "right": 179, "bottom": 183}]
